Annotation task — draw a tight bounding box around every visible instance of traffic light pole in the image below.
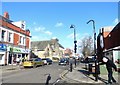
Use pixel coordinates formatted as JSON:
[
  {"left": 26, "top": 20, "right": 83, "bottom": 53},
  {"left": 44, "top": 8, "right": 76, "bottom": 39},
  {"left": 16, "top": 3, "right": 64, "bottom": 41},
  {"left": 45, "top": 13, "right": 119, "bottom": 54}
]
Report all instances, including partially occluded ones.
[
  {"left": 87, "top": 20, "right": 98, "bottom": 81},
  {"left": 70, "top": 24, "right": 77, "bottom": 68},
  {"left": 73, "top": 26, "right": 77, "bottom": 68}
]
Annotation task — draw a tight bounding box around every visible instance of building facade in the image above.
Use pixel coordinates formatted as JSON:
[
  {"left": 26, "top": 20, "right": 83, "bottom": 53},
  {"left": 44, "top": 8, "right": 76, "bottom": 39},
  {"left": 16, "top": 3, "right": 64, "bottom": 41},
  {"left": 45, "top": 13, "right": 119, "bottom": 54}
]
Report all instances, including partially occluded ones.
[
  {"left": 0, "top": 12, "right": 31, "bottom": 65},
  {"left": 97, "top": 24, "right": 120, "bottom": 63},
  {"left": 31, "top": 38, "right": 64, "bottom": 61}
]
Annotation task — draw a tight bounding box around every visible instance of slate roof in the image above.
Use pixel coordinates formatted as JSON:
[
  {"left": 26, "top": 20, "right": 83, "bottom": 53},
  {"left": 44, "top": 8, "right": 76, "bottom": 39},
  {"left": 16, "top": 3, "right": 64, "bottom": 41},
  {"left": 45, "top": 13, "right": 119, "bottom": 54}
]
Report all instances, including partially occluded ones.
[{"left": 31, "top": 39, "right": 64, "bottom": 51}]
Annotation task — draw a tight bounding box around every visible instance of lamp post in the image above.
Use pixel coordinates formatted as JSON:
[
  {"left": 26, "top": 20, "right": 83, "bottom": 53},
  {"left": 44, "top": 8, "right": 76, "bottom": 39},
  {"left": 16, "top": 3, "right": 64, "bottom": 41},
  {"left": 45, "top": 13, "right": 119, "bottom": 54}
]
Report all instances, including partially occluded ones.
[
  {"left": 87, "top": 20, "right": 98, "bottom": 81},
  {"left": 70, "top": 24, "right": 77, "bottom": 68}
]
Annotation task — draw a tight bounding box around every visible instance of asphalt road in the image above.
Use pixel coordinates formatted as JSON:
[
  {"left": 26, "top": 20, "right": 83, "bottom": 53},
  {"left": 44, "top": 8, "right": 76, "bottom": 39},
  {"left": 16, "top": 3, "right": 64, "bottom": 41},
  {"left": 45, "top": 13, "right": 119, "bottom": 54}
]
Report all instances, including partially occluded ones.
[{"left": 1, "top": 62, "right": 69, "bottom": 84}]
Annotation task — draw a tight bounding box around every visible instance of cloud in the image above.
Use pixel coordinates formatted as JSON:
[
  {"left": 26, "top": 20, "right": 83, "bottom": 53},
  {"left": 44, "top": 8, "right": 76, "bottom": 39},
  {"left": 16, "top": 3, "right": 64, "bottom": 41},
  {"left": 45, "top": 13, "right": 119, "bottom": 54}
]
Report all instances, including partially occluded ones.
[
  {"left": 45, "top": 31, "right": 52, "bottom": 35},
  {"left": 31, "top": 36, "right": 40, "bottom": 41},
  {"left": 67, "top": 33, "right": 74, "bottom": 39},
  {"left": 35, "top": 26, "right": 45, "bottom": 32},
  {"left": 33, "top": 22, "right": 36, "bottom": 25},
  {"left": 67, "top": 33, "right": 79, "bottom": 39},
  {"left": 55, "top": 22, "right": 63, "bottom": 27},
  {"left": 113, "top": 18, "right": 119, "bottom": 25},
  {"left": 34, "top": 26, "right": 52, "bottom": 36},
  {"left": 31, "top": 35, "right": 50, "bottom": 41}
]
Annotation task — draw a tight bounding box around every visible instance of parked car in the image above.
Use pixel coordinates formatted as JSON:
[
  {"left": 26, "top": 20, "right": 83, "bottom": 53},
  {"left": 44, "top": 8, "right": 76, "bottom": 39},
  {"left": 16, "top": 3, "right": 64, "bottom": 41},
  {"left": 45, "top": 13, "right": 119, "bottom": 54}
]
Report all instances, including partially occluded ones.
[
  {"left": 58, "top": 58, "right": 69, "bottom": 65},
  {"left": 42, "top": 58, "right": 52, "bottom": 65},
  {"left": 81, "top": 56, "right": 95, "bottom": 63},
  {"left": 23, "top": 58, "right": 44, "bottom": 68}
]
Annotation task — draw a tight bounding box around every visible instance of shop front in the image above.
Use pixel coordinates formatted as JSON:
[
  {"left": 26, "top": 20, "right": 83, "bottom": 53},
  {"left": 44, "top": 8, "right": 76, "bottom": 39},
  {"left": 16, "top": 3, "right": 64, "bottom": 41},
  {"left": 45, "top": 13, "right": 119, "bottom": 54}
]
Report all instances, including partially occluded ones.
[
  {"left": 8, "top": 46, "right": 30, "bottom": 65},
  {"left": 0, "top": 44, "right": 7, "bottom": 65}
]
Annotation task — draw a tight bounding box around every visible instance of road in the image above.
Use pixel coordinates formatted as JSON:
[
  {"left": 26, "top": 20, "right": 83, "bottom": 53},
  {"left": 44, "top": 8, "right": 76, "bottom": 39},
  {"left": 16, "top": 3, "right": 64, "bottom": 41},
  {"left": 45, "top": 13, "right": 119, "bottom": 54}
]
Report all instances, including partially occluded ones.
[{"left": 1, "top": 62, "right": 69, "bottom": 84}]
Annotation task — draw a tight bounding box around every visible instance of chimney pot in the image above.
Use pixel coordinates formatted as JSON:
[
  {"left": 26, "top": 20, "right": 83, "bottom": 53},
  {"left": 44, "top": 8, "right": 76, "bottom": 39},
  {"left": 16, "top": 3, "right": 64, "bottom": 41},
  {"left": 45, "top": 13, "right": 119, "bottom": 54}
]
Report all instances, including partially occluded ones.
[{"left": 4, "top": 12, "right": 9, "bottom": 19}]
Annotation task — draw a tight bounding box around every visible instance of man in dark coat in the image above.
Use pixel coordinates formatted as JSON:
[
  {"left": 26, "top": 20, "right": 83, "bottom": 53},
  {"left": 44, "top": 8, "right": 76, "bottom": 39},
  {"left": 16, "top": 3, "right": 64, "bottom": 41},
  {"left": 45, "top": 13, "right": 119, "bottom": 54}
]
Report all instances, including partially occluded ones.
[{"left": 102, "top": 57, "right": 117, "bottom": 84}]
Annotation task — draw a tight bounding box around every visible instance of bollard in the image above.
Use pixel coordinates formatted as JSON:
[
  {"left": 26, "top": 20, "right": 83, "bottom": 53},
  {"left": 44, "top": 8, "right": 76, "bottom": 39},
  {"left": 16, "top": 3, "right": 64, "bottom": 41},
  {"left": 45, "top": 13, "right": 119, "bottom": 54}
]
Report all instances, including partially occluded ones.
[
  {"left": 70, "top": 63, "right": 73, "bottom": 72},
  {"left": 45, "top": 74, "right": 51, "bottom": 85}
]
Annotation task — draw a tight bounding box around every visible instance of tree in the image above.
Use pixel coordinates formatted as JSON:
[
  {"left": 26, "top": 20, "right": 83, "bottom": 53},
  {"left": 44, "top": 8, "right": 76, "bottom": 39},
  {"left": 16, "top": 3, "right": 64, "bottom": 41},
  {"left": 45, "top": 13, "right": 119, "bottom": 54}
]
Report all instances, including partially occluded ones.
[{"left": 81, "top": 36, "right": 94, "bottom": 58}]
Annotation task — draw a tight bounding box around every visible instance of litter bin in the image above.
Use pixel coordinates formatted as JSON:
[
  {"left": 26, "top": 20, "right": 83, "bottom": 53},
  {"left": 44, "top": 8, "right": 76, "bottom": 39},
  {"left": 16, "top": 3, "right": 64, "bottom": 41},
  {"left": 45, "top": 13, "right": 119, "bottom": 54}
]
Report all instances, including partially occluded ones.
[{"left": 89, "top": 64, "right": 92, "bottom": 72}]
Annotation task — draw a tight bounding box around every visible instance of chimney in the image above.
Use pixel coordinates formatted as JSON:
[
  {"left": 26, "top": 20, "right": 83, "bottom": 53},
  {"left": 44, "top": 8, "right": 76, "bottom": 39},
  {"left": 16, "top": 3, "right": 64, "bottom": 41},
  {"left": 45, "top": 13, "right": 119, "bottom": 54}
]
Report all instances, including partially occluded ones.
[{"left": 3, "top": 12, "right": 9, "bottom": 19}]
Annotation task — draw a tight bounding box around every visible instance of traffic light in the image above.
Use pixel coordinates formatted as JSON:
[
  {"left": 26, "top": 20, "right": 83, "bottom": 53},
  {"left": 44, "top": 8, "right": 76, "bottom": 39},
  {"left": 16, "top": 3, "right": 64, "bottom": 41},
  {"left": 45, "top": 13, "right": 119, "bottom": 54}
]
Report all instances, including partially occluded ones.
[{"left": 74, "top": 43, "right": 77, "bottom": 53}]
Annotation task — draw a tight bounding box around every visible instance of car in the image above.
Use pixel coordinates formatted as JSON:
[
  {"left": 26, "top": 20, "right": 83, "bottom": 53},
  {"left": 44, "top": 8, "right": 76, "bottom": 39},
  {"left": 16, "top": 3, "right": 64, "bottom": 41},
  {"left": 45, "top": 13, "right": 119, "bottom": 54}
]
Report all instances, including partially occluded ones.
[
  {"left": 81, "top": 56, "right": 95, "bottom": 63},
  {"left": 42, "top": 58, "right": 52, "bottom": 65},
  {"left": 74, "top": 56, "right": 80, "bottom": 60},
  {"left": 58, "top": 58, "right": 69, "bottom": 65},
  {"left": 23, "top": 58, "right": 44, "bottom": 68}
]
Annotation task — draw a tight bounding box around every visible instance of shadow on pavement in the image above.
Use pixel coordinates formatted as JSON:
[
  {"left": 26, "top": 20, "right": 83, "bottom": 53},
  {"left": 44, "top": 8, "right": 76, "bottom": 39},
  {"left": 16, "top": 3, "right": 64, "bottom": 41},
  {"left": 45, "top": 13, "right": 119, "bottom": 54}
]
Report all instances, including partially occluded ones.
[
  {"left": 78, "top": 69, "right": 108, "bottom": 84},
  {"left": 97, "top": 76, "right": 108, "bottom": 84},
  {"left": 78, "top": 70, "right": 95, "bottom": 81}
]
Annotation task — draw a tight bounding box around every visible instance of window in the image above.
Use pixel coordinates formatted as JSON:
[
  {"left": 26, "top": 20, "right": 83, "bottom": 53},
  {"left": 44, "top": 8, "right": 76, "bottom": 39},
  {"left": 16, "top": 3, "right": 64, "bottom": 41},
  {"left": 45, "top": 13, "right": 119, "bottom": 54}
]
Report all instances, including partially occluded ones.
[
  {"left": 51, "top": 44, "right": 55, "bottom": 50},
  {"left": 1, "top": 30, "right": 6, "bottom": 41},
  {"left": 21, "top": 24, "right": 24, "bottom": 29},
  {"left": 23, "top": 37, "right": 25, "bottom": 45},
  {"left": 19, "top": 36, "right": 22, "bottom": 44},
  {"left": 8, "top": 32, "right": 12, "bottom": 42}
]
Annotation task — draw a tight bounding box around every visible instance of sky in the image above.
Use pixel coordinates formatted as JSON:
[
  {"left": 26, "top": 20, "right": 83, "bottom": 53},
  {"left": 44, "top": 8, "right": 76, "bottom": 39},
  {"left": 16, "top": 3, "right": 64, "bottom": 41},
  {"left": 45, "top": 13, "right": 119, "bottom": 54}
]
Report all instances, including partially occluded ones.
[{"left": 1, "top": 2, "right": 119, "bottom": 50}]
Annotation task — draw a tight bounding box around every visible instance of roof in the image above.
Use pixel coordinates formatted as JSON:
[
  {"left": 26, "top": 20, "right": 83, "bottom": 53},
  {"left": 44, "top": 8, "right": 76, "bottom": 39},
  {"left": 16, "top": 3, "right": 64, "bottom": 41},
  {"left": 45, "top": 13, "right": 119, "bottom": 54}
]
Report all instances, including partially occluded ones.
[
  {"left": 31, "top": 39, "right": 64, "bottom": 51},
  {"left": 0, "top": 15, "right": 13, "bottom": 23},
  {"left": 31, "top": 40, "right": 50, "bottom": 51}
]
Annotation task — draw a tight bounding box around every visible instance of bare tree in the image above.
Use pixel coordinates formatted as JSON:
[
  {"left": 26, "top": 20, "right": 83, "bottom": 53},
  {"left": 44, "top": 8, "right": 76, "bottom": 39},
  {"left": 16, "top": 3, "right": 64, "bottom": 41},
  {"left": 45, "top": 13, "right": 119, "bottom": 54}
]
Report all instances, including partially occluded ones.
[{"left": 81, "top": 36, "right": 94, "bottom": 58}]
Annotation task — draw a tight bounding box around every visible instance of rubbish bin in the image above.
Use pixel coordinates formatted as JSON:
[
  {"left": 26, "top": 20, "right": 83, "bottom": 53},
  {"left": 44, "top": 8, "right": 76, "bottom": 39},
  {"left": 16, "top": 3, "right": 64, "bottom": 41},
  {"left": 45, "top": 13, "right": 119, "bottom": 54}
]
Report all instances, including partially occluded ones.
[{"left": 89, "top": 64, "right": 92, "bottom": 72}]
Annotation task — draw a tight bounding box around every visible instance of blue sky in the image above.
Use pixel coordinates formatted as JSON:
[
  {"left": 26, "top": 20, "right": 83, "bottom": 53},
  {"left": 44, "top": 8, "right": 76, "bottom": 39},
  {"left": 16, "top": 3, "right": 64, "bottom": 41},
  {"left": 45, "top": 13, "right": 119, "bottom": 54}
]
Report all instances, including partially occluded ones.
[{"left": 1, "top": 2, "right": 118, "bottom": 49}]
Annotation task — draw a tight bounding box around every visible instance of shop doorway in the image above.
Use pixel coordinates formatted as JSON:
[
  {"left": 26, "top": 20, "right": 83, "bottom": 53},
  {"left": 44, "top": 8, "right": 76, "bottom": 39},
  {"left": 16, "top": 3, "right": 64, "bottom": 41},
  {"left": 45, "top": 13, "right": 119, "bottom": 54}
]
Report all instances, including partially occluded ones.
[{"left": 8, "top": 54, "right": 12, "bottom": 64}]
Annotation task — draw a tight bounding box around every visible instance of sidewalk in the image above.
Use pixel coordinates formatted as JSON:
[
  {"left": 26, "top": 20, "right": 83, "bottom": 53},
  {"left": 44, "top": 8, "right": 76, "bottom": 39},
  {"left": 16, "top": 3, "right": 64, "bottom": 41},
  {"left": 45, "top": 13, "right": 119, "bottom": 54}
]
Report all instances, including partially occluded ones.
[
  {"left": 0, "top": 65, "right": 24, "bottom": 73},
  {"left": 61, "top": 63, "right": 120, "bottom": 84}
]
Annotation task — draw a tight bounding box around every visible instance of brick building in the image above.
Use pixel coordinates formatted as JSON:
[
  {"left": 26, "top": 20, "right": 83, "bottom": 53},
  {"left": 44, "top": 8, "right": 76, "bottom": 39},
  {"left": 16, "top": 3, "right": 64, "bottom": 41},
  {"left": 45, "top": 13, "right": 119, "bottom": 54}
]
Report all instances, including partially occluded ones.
[
  {"left": 97, "top": 23, "right": 120, "bottom": 63},
  {"left": 0, "top": 12, "right": 31, "bottom": 65}
]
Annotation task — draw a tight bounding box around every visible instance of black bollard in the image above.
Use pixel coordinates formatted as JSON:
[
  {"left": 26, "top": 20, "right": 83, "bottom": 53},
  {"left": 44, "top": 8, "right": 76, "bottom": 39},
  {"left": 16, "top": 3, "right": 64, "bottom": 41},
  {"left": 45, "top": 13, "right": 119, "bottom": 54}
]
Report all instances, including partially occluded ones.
[
  {"left": 70, "top": 63, "right": 72, "bottom": 72},
  {"left": 45, "top": 74, "right": 51, "bottom": 85}
]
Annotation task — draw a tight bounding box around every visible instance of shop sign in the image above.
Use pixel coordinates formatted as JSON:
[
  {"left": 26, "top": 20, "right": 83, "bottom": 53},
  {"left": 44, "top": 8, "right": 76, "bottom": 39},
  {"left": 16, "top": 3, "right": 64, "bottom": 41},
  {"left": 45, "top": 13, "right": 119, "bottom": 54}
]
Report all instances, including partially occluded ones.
[
  {"left": 9, "top": 47, "right": 21, "bottom": 53},
  {"left": 21, "top": 48, "right": 29, "bottom": 53},
  {"left": 0, "top": 44, "right": 7, "bottom": 51}
]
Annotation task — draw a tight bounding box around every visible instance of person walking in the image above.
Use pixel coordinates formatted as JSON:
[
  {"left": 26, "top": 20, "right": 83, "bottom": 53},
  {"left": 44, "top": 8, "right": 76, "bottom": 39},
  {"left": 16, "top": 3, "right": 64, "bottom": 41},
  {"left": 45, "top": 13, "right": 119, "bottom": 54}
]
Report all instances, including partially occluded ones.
[
  {"left": 16, "top": 57, "right": 20, "bottom": 65},
  {"left": 102, "top": 57, "right": 117, "bottom": 84},
  {"left": 69, "top": 57, "right": 73, "bottom": 72},
  {"left": 74, "top": 57, "right": 76, "bottom": 68}
]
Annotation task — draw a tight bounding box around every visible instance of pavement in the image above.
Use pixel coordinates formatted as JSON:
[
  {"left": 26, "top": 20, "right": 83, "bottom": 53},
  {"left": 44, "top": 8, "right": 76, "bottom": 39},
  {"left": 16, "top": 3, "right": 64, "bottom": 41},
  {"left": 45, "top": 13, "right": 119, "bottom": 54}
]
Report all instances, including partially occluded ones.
[
  {"left": 0, "top": 64, "right": 24, "bottom": 73},
  {"left": 60, "top": 63, "right": 120, "bottom": 85},
  {"left": 1, "top": 63, "right": 120, "bottom": 85}
]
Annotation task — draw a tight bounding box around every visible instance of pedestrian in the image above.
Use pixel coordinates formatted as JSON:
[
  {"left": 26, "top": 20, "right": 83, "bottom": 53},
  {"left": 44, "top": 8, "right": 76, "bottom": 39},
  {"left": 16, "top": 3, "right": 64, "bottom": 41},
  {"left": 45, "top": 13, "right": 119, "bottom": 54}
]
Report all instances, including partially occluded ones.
[
  {"left": 101, "top": 57, "right": 117, "bottom": 84},
  {"left": 16, "top": 57, "right": 20, "bottom": 65},
  {"left": 74, "top": 57, "right": 76, "bottom": 68},
  {"left": 69, "top": 57, "right": 73, "bottom": 72}
]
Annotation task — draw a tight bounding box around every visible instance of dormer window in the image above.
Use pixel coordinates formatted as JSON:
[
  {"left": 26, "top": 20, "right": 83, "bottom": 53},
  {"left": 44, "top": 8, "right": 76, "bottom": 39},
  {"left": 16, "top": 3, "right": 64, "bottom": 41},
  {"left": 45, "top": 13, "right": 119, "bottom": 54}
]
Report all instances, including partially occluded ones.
[{"left": 21, "top": 24, "right": 24, "bottom": 29}]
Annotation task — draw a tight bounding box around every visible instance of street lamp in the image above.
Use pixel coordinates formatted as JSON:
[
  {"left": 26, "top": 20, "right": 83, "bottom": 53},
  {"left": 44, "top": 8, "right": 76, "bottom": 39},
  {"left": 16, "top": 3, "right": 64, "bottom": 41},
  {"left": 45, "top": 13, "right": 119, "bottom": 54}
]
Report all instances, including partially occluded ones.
[
  {"left": 87, "top": 20, "right": 98, "bottom": 81},
  {"left": 70, "top": 24, "right": 77, "bottom": 68}
]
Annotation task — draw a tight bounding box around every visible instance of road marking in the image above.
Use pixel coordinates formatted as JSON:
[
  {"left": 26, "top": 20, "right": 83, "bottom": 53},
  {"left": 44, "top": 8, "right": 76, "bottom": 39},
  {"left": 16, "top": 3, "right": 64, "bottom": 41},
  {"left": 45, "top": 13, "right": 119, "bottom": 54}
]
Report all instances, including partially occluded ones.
[{"left": 53, "top": 78, "right": 61, "bottom": 85}]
